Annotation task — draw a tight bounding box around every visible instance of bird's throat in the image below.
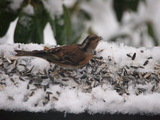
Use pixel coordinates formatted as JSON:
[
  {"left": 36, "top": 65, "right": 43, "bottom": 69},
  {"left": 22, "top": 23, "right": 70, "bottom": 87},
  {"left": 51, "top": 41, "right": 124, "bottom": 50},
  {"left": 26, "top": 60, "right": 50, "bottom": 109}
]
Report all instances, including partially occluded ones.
[{"left": 85, "top": 48, "right": 95, "bottom": 54}]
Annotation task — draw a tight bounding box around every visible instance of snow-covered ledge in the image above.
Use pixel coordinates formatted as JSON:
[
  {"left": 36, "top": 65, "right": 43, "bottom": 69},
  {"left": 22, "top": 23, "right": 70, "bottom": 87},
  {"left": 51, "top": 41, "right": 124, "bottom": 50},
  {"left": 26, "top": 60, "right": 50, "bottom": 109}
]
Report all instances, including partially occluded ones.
[{"left": 0, "top": 41, "right": 160, "bottom": 114}]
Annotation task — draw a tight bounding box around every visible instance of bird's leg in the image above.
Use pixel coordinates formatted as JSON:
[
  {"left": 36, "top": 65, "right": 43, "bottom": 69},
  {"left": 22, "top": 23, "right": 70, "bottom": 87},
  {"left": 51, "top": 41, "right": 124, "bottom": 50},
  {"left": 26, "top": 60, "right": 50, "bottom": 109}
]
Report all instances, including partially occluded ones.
[
  {"left": 50, "top": 66, "right": 75, "bottom": 79},
  {"left": 44, "top": 46, "right": 52, "bottom": 51},
  {"left": 58, "top": 68, "right": 76, "bottom": 79},
  {"left": 97, "top": 49, "right": 104, "bottom": 53}
]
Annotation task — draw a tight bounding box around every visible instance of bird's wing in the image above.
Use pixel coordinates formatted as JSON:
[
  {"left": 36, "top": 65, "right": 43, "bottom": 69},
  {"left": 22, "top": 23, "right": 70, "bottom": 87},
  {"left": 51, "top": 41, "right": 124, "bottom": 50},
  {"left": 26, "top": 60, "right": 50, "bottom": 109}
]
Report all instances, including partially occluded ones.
[{"left": 45, "top": 45, "right": 85, "bottom": 65}]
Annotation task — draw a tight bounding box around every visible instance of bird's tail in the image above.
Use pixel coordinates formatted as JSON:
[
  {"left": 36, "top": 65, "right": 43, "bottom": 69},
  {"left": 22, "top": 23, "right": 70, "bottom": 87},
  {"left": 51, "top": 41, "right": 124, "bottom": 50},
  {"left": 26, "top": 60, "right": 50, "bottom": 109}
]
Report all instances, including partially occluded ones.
[{"left": 15, "top": 50, "right": 47, "bottom": 58}]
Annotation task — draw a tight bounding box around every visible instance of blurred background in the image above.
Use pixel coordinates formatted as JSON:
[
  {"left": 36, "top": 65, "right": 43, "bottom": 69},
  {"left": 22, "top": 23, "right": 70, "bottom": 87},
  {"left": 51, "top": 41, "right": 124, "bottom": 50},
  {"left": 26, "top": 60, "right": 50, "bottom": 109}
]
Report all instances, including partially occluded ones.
[{"left": 0, "top": 0, "right": 160, "bottom": 47}]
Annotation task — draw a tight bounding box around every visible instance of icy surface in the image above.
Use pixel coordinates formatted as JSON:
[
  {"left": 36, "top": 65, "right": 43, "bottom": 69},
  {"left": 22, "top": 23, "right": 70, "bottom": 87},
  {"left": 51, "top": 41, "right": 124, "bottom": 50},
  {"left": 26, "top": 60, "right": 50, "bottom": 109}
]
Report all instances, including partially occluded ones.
[{"left": 0, "top": 42, "right": 160, "bottom": 114}]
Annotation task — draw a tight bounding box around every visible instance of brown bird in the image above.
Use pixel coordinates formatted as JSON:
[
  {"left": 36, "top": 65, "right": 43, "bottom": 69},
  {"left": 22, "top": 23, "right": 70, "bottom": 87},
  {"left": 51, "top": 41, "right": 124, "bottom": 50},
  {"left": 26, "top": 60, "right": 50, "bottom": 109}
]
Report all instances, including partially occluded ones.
[{"left": 15, "top": 35, "right": 102, "bottom": 69}]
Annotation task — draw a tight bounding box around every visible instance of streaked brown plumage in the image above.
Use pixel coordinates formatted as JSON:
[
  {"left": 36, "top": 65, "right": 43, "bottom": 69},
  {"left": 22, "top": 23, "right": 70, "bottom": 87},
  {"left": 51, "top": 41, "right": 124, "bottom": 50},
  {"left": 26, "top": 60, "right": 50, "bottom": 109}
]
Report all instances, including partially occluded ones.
[{"left": 15, "top": 35, "right": 102, "bottom": 68}]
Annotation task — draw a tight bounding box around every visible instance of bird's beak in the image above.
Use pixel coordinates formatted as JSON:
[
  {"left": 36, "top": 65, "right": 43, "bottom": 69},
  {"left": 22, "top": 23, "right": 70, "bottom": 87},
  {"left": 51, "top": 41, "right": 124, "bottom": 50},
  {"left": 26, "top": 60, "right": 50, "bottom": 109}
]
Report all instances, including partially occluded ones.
[{"left": 99, "top": 36, "right": 103, "bottom": 41}]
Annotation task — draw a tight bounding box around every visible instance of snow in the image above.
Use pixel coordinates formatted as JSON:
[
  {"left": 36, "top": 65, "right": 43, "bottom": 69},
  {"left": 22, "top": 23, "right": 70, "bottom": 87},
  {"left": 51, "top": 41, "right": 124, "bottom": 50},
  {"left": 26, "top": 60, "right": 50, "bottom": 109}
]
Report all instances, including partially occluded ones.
[
  {"left": 116, "top": 0, "right": 160, "bottom": 47},
  {"left": 63, "top": 0, "right": 77, "bottom": 8},
  {"left": 23, "top": 4, "right": 34, "bottom": 15},
  {"left": 145, "top": 0, "right": 160, "bottom": 43},
  {"left": 42, "top": 0, "right": 63, "bottom": 18},
  {"left": 0, "top": 42, "right": 160, "bottom": 115},
  {"left": 1, "top": 0, "right": 160, "bottom": 47},
  {"left": 43, "top": 23, "right": 56, "bottom": 45},
  {"left": 80, "top": 0, "right": 119, "bottom": 40},
  {"left": 0, "top": 19, "right": 18, "bottom": 44},
  {"left": 97, "top": 41, "right": 160, "bottom": 73},
  {"left": 8, "top": 0, "right": 24, "bottom": 11},
  {"left": 1, "top": 0, "right": 160, "bottom": 115}
]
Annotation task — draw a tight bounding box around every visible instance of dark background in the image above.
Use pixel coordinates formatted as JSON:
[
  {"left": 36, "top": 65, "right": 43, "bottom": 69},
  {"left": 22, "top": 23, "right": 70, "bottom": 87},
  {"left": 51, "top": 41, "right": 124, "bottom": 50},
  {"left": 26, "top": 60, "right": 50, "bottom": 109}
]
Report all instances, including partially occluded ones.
[{"left": 0, "top": 110, "right": 160, "bottom": 120}]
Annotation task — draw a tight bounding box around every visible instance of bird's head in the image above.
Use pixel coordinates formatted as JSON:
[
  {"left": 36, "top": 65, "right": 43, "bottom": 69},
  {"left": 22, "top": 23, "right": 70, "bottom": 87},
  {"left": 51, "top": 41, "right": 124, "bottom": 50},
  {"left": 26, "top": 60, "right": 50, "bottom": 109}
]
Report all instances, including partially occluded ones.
[{"left": 80, "top": 35, "right": 102, "bottom": 53}]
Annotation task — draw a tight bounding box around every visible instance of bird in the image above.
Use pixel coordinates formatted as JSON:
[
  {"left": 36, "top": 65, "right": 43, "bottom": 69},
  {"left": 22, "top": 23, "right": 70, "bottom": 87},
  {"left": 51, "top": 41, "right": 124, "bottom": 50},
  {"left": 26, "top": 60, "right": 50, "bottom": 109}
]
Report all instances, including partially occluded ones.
[{"left": 15, "top": 35, "right": 102, "bottom": 69}]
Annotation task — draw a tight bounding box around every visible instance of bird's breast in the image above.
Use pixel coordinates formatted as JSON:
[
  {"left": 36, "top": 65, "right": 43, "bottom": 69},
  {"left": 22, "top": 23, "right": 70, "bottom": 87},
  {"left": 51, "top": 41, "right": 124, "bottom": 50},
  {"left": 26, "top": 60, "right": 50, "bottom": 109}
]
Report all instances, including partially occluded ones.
[{"left": 79, "top": 54, "right": 93, "bottom": 65}]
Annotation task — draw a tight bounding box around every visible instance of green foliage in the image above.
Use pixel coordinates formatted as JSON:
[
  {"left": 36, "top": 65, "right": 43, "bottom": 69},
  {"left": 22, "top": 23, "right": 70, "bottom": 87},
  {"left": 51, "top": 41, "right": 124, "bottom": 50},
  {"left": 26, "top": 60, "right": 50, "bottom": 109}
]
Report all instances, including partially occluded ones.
[
  {"left": 0, "top": 0, "right": 159, "bottom": 46},
  {"left": 14, "top": 0, "right": 48, "bottom": 43},
  {"left": 112, "top": 0, "right": 160, "bottom": 46},
  {"left": 113, "top": 0, "right": 145, "bottom": 22},
  {"left": 0, "top": 0, "right": 19, "bottom": 37},
  {"left": 147, "top": 21, "right": 159, "bottom": 46},
  {"left": 0, "top": 0, "right": 88, "bottom": 44},
  {"left": 50, "top": 5, "right": 72, "bottom": 45},
  {"left": 50, "top": 2, "right": 90, "bottom": 45}
]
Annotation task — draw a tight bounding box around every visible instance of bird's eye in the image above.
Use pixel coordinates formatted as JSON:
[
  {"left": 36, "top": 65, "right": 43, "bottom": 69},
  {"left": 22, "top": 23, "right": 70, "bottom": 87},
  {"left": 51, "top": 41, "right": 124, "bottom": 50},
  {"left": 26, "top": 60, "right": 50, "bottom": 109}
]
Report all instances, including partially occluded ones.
[{"left": 90, "top": 37, "right": 97, "bottom": 41}]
